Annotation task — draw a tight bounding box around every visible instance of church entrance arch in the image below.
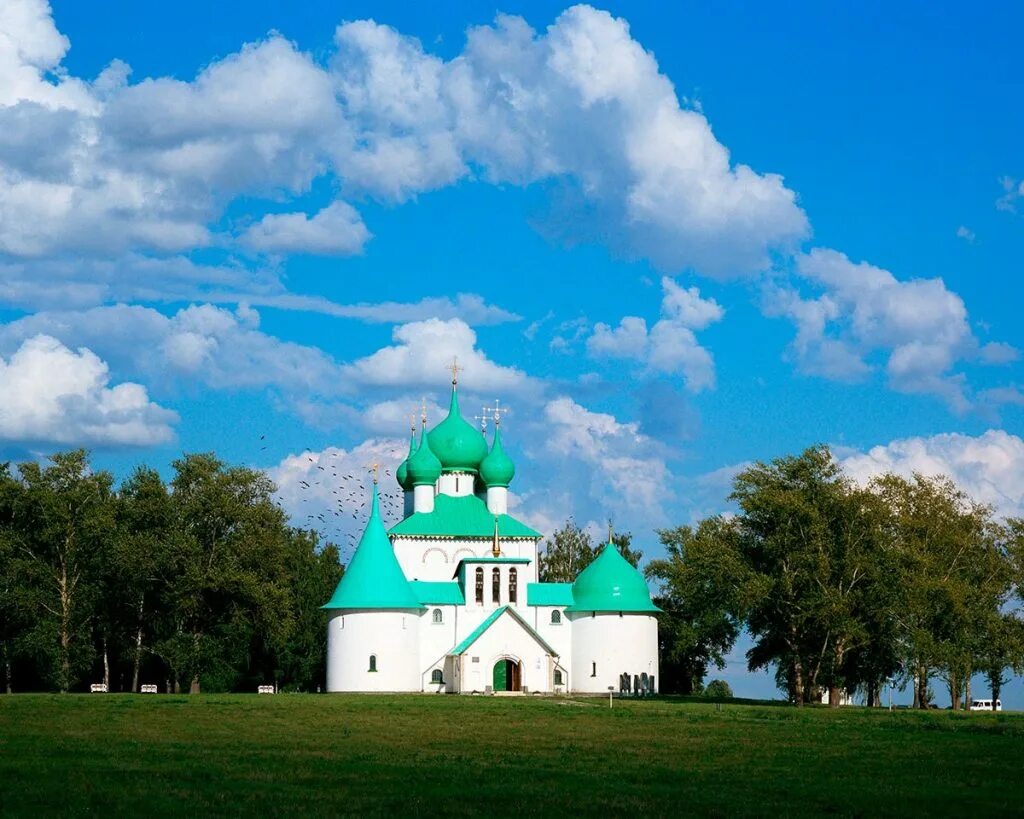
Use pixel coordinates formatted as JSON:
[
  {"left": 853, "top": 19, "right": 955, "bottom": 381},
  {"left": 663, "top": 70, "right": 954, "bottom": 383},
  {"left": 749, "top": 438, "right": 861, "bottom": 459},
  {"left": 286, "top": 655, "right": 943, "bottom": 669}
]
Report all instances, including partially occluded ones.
[{"left": 491, "top": 658, "right": 522, "bottom": 692}]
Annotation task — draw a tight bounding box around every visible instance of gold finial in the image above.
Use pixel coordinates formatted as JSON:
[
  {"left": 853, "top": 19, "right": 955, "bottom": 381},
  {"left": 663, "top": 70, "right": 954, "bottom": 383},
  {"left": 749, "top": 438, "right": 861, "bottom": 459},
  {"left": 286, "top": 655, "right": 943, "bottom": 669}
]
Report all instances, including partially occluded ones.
[
  {"left": 607, "top": 519, "right": 614, "bottom": 544},
  {"left": 484, "top": 398, "right": 510, "bottom": 428},
  {"left": 409, "top": 412, "right": 417, "bottom": 434},
  {"left": 419, "top": 397, "right": 428, "bottom": 428},
  {"left": 446, "top": 356, "right": 463, "bottom": 386},
  {"left": 492, "top": 516, "right": 501, "bottom": 558},
  {"left": 364, "top": 461, "right": 380, "bottom": 484}
]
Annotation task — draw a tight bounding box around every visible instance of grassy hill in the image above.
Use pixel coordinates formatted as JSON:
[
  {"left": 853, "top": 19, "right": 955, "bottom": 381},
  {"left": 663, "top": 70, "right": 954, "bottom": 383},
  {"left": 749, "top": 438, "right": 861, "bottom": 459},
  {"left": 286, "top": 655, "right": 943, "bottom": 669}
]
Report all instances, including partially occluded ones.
[{"left": 1, "top": 694, "right": 1021, "bottom": 816}]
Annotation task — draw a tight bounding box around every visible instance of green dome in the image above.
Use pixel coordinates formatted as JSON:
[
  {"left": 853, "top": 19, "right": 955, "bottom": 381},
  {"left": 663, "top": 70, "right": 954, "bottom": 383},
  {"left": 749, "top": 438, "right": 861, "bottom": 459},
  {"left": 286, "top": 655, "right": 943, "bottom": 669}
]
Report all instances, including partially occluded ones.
[
  {"left": 565, "top": 542, "right": 659, "bottom": 613},
  {"left": 427, "top": 388, "right": 488, "bottom": 473},
  {"left": 406, "top": 429, "right": 442, "bottom": 486},
  {"left": 322, "top": 486, "right": 423, "bottom": 610},
  {"left": 479, "top": 425, "right": 515, "bottom": 488},
  {"left": 396, "top": 430, "right": 416, "bottom": 491}
]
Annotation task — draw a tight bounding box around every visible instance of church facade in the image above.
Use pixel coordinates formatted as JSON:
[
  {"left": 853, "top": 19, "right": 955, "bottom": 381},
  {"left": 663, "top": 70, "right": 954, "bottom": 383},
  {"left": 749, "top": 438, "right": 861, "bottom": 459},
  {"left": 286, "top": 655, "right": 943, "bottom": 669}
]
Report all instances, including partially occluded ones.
[{"left": 323, "top": 378, "right": 660, "bottom": 694}]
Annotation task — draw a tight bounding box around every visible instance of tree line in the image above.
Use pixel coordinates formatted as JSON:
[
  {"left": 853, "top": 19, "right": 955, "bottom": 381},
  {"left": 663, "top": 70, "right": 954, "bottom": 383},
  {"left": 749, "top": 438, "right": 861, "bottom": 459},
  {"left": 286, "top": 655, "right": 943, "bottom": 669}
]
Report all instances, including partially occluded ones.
[
  {"left": 643, "top": 445, "right": 1024, "bottom": 708},
  {"left": 0, "top": 450, "right": 340, "bottom": 694}
]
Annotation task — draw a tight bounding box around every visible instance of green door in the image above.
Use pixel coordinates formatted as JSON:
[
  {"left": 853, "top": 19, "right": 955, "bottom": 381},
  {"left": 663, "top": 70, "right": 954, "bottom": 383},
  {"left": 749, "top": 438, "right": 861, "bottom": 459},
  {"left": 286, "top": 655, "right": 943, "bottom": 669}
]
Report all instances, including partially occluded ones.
[{"left": 492, "top": 660, "right": 507, "bottom": 691}]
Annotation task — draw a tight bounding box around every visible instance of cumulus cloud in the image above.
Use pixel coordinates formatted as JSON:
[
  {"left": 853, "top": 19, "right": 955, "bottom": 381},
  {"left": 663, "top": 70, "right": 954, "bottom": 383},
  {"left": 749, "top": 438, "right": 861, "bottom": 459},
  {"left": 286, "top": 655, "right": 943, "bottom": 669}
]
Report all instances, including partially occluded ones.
[
  {"left": 587, "top": 276, "right": 723, "bottom": 391},
  {"left": 536, "top": 396, "right": 673, "bottom": 523},
  {"left": 0, "top": 0, "right": 807, "bottom": 315},
  {"left": 240, "top": 201, "right": 371, "bottom": 256},
  {"left": 840, "top": 430, "right": 1024, "bottom": 519},
  {"left": 996, "top": 176, "right": 1024, "bottom": 214},
  {"left": 764, "top": 248, "right": 1016, "bottom": 411},
  {"left": 342, "top": 317, "right": 536, "bottom": 394},
  {"left": 0, "top": 334, "right": 176, "bottom": 447}
]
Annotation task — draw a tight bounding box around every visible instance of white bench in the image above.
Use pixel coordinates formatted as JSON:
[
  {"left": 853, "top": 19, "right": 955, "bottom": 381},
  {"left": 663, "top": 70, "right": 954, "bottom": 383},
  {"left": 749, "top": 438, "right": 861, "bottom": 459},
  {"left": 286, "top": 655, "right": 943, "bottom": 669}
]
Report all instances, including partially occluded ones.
[
  {"left": 257, "top": 685, "right": 275, "bottom": 694},
  {"left": 140, "top": 684, "right": 158, "bottom": 694},
  {"left": 90, "top": 683, "right": 107, "bottom": 693}
]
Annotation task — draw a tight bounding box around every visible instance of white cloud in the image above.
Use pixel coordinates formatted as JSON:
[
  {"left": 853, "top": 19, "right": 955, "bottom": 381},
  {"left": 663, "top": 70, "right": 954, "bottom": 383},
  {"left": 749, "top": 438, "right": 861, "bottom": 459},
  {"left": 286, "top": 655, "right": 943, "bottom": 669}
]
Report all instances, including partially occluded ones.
[
  {"left": 342, "top": 318, "right": 536, "bottom": 394},
  {"left": 764, "top": 248, "right": 1016, "bottom": 411},
  {"left": 956, "top": 225, "right": 976, "bottom": 243},
  {"left": 0, "top": 0, "right": 808, "bottom": 314},
  {"left": 996, "top": 176, "right": 1024, "bottom": 214},
  {"left": 840, "top": 430, "right": 1024, "bottom": 519},
  {"left": 0, "top": 334, "right": 176, "bottom": 447},
  {"left": 587, "top": 276, "right": 722, "bottom": 391},
  {"left": 537, "top": 396, "right": 672, "bottom": 523},
  {"left": 240, "top": 201, "right": 371, "bottom": 256}
]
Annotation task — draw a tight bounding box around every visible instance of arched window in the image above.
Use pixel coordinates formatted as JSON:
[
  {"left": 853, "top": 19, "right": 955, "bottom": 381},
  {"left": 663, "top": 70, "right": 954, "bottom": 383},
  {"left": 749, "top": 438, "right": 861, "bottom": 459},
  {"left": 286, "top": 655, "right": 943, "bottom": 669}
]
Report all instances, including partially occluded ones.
[
  {"left": 492, "top": 568, "right": 501, "bottom": 604},
  {"left": 508, "top": 568, "right": 518, "bottom": 603},
  {"left": 475, "top": 567, "right": 484, "bottom": 604},
  {"left": 369, "top": 655, "right": 377, "bottom": 672},
  {"left": 431, "top": 669, "right": 443, "bottom": 684},
  {"left": 551, "top": 609, "right": 562, "bottom": 625},
  {"left": 432, "top": 608, "right": 443, "bottom": 624},
  {"left": 554, "top": 669, "right": 563, "bottom": 686}
]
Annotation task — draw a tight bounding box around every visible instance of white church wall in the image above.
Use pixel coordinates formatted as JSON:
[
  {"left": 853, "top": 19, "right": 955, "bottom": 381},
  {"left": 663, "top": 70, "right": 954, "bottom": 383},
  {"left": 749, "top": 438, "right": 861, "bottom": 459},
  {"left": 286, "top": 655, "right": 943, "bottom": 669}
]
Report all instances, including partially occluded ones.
[
  {"left": 485, "top": 486, "right": 508, "bottom": 515},
  {"left": 568, "top": 612, "right": 658, "bottom": 694},
  {"left": 437, "top": 472, "right": 474, "bottom": 496},
  {"left": 391, "top": 537, "right": 540, "bottom": 584},
  {"left": 418, "top": 605, "right": 459, "bottom": 691},
  {"left": 456, "top": 612, "right": 554, "bottom": 693},
  {"left": 412, "top": 484, "right": 435, "bottom": 513},
  {"left": 531, "top": 606, "right": 572, "bottom": 675},
  {"left": 326, "top": 610, "right": 421, "bottom": 692}
]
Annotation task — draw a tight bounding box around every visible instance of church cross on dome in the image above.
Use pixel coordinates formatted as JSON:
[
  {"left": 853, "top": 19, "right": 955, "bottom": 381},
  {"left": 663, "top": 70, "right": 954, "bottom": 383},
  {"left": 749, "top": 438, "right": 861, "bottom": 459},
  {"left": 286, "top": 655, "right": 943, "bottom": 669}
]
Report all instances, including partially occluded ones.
[
  {"left": 363, "top": 461, "right": 381, "bottom": 484},
  {"left": 474, "top": 407, "right": 492, "bottom": 432},
  {"left": 418, "top": 398, "right": 429, "bottom": 427},
  {"left": 445, "top": 356, "right": 463, "bottom": 386},
  {"left": 485, "top": 399, "right": 511, "bottom": 427}
]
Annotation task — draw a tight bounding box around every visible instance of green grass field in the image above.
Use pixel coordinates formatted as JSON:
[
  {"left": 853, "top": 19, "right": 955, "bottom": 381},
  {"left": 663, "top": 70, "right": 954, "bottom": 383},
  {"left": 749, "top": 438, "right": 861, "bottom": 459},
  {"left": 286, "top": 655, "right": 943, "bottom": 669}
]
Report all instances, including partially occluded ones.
[{"left": 1, "top": 694, "right": 1022, "bottom": 816}]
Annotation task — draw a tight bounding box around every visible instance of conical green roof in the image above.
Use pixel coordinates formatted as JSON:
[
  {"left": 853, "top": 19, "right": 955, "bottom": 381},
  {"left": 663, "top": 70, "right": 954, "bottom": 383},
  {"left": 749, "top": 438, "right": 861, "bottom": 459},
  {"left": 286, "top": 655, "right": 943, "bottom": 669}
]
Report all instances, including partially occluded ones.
[
  {"left": 564, "top": 542, "right": 659, "bottom": 613},
  {"left": 322, "top": 485, "right": 423, "bottom": 610},
  {"left": 396, "top": 430, "right": 416, "bottom": 491},
  {"left": 428, "top": 388, "right": 488, "bottom": 473},
  {"left": 479, "top": 425, "right": 515, "bottom": 488},
  {"left": 407, "top": 428, "right": 442, "bottom": 486}
]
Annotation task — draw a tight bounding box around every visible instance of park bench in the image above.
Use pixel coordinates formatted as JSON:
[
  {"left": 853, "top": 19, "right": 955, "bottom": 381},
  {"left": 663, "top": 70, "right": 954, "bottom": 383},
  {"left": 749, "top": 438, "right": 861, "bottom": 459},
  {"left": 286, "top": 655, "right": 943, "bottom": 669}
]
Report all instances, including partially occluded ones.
[
  {"left": 90, "top": 683, "right": 107, "bottom": 693},
  {"left": 140, "top": 684, "right": 158, "bottom": 694},
  {"left": 257, "top": 685, "right": 275, "bottom": 694}
]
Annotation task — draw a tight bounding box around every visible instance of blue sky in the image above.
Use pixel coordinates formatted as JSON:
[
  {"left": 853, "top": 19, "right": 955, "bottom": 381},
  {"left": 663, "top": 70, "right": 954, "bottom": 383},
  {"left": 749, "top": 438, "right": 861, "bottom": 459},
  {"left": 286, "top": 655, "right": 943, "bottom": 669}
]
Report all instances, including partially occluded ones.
[{"left": 2, "top": 0, "right": 1022, "bottom": 703}]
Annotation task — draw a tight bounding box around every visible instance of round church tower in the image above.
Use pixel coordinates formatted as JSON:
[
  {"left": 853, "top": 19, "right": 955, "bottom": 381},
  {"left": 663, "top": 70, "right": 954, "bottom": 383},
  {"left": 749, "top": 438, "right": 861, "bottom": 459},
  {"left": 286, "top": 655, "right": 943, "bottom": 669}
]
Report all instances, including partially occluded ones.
[
  {"left": 566, "top": 542, "right": 660, "bottom": 694},
  {"left": 322, "top": 484, "right": 423, "bottom": 692}
]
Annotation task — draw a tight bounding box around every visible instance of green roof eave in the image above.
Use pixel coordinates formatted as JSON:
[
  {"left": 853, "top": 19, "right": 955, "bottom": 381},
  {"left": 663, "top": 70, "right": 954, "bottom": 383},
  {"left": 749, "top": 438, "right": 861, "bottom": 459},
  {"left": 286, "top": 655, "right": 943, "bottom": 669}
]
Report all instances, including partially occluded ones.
[
  {"left": 388, "top": 494, "right": 542, "bottom": 539},
  {"left": 409, "top": 580, "right": 465, "bottom": 606},
  {"left": 563, "top": 600, "right": 661, "bottom": 614},
  {"left": 526, "top": 582, "right": 574, "bottom": 607},
  {"left": 449, "top": 605, "right": 557, "bottom": 657}
]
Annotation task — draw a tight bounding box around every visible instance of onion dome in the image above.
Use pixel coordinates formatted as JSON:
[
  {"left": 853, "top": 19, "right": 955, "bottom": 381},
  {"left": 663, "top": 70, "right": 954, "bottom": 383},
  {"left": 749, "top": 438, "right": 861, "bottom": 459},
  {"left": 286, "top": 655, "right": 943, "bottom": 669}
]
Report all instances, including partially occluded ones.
[
  {"left": 427, "top": 388, "right": 488, "bottom": 473},
  {"left": 479, "top": 425, "right": 515, "bottom": 488},
  {"left": 564, "top": 542, "right": 660, "bottom": 613},
  {"left": 322, "top": 485, "right": 423, "bottom": 610},
  {"left": 396, "top": 430, "right": 416, "bottom": 491},
  {"left": 406, "top": 429, "right": 442, "bottom": 486}
]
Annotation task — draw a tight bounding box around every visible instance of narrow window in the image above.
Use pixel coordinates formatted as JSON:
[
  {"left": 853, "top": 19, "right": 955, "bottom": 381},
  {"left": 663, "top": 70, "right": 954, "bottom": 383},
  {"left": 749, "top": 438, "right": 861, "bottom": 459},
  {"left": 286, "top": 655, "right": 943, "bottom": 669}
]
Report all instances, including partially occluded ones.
[
  {"left": 432, "top": 608, "right": 443, "bottom": 624},
  {"left": 591, "top": 662, "right": 596, "bottom": 677},
  {"left": 475, "top": 567, "right": 484, "bottom": 604},
  {"left": 369, "top": 655, "right": 377, "bottom": 672},
  {"left": 492, "top": 567, "right": 501, "bottom": 603},
  {"left": 509, "top": 568, "right": 518, "bottom": 603},
  {"left": 551, "top": 610, "right": 561, "bottom": 625},
  {"left": 455, "top": 475, "right": 459, "bottom": 492},
  {"left": 431, "top": 669, "right": 443, "bottom": 684},
  {"left": 554, "top": 669, "right": 563, "bottom": 686}
]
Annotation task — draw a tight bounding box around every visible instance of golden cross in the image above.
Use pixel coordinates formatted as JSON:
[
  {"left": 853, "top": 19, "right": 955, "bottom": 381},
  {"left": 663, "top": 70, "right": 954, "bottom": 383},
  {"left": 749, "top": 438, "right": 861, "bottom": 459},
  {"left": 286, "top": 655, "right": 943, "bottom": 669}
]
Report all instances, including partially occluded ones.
[
  {"left": 363, "top": 461, "right": 380, "bottom": 484},
  {"left": 446, "top": 356, "right": 463, "bottom": 386},
  {"left": 485, "top": 398, "right": 510, "bottom": 427}
]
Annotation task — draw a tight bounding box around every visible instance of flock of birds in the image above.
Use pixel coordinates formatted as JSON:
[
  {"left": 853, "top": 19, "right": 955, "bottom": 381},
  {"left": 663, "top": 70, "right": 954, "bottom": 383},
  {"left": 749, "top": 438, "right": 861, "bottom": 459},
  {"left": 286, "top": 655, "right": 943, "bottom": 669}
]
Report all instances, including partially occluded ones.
[{"left": 277, "top": 442, "right": 407, "bottom": 562}]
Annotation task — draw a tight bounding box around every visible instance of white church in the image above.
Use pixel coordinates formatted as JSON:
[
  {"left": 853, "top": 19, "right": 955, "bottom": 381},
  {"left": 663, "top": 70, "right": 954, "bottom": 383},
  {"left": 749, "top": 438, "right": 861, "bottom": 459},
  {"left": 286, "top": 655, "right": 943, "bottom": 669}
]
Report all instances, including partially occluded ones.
[{"left": 323, "top": 372, "right": 660, "bottom": 694}]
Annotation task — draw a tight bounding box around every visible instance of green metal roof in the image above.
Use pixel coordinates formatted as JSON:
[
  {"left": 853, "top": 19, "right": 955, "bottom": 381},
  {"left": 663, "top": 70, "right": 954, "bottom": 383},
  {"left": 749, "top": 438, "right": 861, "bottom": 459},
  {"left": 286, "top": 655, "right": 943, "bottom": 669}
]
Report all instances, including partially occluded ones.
[
  {"left": 388, "top": 493, "right": 542, "bottom": 539},
  {"left": 457, "top": 556, "right": 531, "bottom": 564},
  {"left": 396, "top": 430, "right": 415, "bottom": 491},
  {"left": 322, "top": 486, "right": 424, "bottom": 611},
  {"left": 407, "top": 428, "right": 442, "bottom": 486},
  {"left": 409, "top": 580, "right": 465, "bottom": 605},
  {"left": 479, "top": 425, "right": 515, "bottom": 487},
  {"left": 427, "top": 388, "right": 488, "bottom": 473},
  {"left": 526, "top": 582, "right": 575, "bottom": 607},
  {"left": 564, "top": 542, "right": 660, "bottom": 614},
  {"left": 449, "top": 605, "right": 558, "bottom": 657}
]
